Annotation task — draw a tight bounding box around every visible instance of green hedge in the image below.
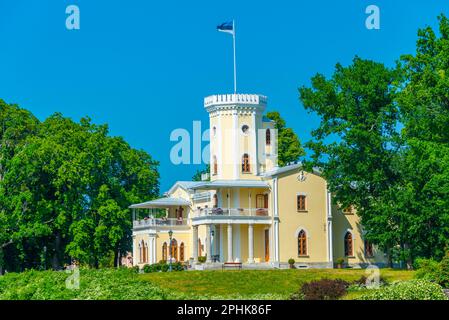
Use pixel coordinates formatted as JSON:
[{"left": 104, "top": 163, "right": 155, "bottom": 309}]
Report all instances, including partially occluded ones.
[
  {"left": 0, "top": 268, "right": 186, "bottom": 300},
  {"left": 143, "top": 262, "right": 184, "bottom": 273},
  {"left": 358, "top": 280, "right": 447, "bottom": 300}
]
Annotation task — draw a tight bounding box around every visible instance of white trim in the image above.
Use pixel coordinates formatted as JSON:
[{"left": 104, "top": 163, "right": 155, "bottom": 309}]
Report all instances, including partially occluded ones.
[
  {"left": 294, "top": 226, "right": 310, "bottom": 239},
  {"left": 233, "top": 112, "right": 239, "bottom": 179},
  {"left": 219, "top": 224, "right": 224, "bottom": 262},
  {"left": 326, "top": 189, "right": 333, "bottom": 263},
  {"left": 251, "top": 113, "right": 258, "bottom": 175}
]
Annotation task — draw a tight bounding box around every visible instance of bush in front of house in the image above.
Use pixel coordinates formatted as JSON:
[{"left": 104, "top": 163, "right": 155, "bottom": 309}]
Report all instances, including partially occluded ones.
[
  {"left": 142, "top": 261, "right": 184, "bottom": 273},
  {"left": 415, "top": 252, "right": 449, "bottom": 288},
  {"left": 198, "top": 256, "right": 207, "bottom": 263},
  {"left": 290, "top": 279, "right": 349, "bottom": 300},
  {"left": 358, "top": 279, "right": 447, "bottom": 300}
]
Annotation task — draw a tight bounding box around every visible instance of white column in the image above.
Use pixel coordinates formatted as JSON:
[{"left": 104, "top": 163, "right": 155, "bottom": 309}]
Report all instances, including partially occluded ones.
[
  {"left": 219, "top": 224, "right": 224, "bottom": 262},
  {"left": 227, "top": 224, "right": 233, "bottom": 262},
  {"left": 132, "top": 236, "right": 138, "bottom": 266},
  {"left": 192, "top": 225, "right": 199, "bottom": 263},
  {"left": 206, "top": 224, "right": 212, "bottom": 263},
  {"left": 248, "top": 224, "right": 254, "bottom": 263}
]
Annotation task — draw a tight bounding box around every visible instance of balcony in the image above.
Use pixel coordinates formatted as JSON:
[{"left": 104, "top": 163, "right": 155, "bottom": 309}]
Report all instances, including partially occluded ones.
[
  {"left": 133, "top": 218, "right": 188, "bottom": 229},
  {"left": 194, "top": 207, "right": 269, "bottom": 217},
  {"left": 191, "top": 207, "right": 271, "bottom": 226}
]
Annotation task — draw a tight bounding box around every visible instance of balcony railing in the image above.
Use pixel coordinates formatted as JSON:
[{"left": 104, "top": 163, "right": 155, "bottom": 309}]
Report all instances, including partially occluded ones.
[
  {"left": 133, "top": 218, "right": 188, "bottom": 227},
  {"left": 194, "top": 207, "right": 269, "bottom": 217}
]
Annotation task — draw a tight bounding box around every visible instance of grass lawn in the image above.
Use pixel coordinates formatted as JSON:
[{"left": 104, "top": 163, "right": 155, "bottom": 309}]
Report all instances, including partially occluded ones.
[{"left": 141, "top": 268, "right": 415, "bottom": 299}]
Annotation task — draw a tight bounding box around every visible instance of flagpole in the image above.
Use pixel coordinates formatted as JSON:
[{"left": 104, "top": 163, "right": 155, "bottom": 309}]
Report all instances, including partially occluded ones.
[{"left": 233, "top": 19, "right": 237, "bottom": 94}]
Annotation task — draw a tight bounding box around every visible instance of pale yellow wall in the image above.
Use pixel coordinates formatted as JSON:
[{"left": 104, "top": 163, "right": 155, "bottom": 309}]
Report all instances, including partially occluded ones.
[
  {"left": 277, "top": 171, "right": 329, "bottom": 263},
  {"left": 332, "top": 206, "right": 386, "bottom": 265},
  {"left": 156, "top": 231, "right": 192, "bottom": 263}
]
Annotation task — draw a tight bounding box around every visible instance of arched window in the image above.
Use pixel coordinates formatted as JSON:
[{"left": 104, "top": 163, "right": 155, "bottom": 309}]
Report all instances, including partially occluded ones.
[
  {"left": 266, "top": 128, "right": 271, "bottom": 145},
  {"left": 162, "top": 242, "right": 168, "bottom": 261},
  {"left": 144, "top": 242, "right": 148, "bottom": 263},
  {"left": 180, "top": 242, "right": 185, "bottom": 261},
  {"left": 213, "top": 194, "right": 218, "bottom": 208},
  {"left": 242, "top": 154, "right": 250, "bottom": 173},
  {"left": 344, "top": 232, "right": 353, "bottom": 257},
  {"left": 198, "top": 238, "right": 202, "bottom": 256},
  {"left": 298, "top": 230, "right": 307, "bottom": 256},
  {"left": 170, "top": 239, "right": 178, "bottom": 262},
  {"left": 213, "top": 156, "right": 218, "bottom": 175},
  {"left": 139, "top": 241, "right": 143, "bottom": 263}
]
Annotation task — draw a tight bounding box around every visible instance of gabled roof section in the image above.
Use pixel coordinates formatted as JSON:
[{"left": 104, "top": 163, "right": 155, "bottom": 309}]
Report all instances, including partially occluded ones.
[
  {"left": 261, "top": 162, "right": 322, "bottom": 178},
  {"left": 166, "top": 181, "right": 201, "bottom": 195}
]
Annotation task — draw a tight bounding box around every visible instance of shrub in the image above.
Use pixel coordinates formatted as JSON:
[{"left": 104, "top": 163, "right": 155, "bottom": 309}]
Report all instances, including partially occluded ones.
[
  {"left": 335, "top": 257, "right": 345, "bottom": 265},
  {"left": 291, "top": 279, "right": 349, "bottom": 300},
  {"left": 414, "top": 253, "right": 449, "bottom": 288},
  {"left": 141, "top": 261, "right": 184, "bottom": 273},
  {"left": 198, "top": 256, "right": 207, "bottom": 263},
  {"left": 358, "top": 280, "right": 447, "bottom": 300},
  {"left": 288, "top": 258, "right": 295, "bottom": 265}
]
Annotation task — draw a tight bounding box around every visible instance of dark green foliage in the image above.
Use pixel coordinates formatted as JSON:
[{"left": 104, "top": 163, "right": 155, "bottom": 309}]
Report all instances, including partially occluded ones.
[
  {"left": 266, "top": 111, "right": 305, "bottom": 167},
  {"left": 415, "top": 252, "right": 449, "bottom": 288},
  {"left": 0, "top": 101, "right": 160, "bottom": 272},
  {"left": 192, "top": 165, "right": 210, "bottom": 181},
  {"left": 292, "top": 279, "right": 348, "bottom": 300},
  {"left": 0, "top": 268, "right": 183, "bottom": 300},
  {"left": 299, "top": 15, "right": 449, "bottom": 266},
  {"left": 198, "top": 256, "right": 207, "bottom": 263},
  {"left": 143, "top": 262, "right": 184, "bottom": 273}
]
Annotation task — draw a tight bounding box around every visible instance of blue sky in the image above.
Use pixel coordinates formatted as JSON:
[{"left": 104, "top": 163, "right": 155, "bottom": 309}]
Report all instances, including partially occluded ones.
[{"left": 0, "top": 0, "right": 447, "bottom": 193}]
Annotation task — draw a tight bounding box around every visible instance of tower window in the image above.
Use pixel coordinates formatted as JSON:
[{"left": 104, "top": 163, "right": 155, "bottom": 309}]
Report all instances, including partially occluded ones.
[
  {"left": 241, "top": 125, "right": 249, "bottom": 134},
  {"left": 266, "top": 128, "right": 271, "bottom": 145},
  {"left": 242, "top": 154, "right": 250, "bottom": 173},
  {"left": 213, "top": 156, "right": 218, "bottom": 175},
  {"left": 213, "top": 126, "right": 216, "bottom": 137}
]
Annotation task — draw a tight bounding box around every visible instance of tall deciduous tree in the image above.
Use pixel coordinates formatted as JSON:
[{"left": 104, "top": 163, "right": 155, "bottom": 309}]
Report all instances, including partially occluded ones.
[
  {"left": 0, "top": 106, "right": 159, "bottom": 272},
  {"left": 299, "top": 57, "right": 403, "bottom": 265},
  {"left": 266, "top": 111, "right": 304, "bottom": 167}
]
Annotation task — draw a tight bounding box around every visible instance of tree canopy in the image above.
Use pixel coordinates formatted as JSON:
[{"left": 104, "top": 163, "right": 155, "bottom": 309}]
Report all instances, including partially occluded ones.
[
  {"left": 0, "top": 101, "right": 159, "bottom": 272},
  {"left": 299, "top": 14, "right": 449, "bottom": 266}
]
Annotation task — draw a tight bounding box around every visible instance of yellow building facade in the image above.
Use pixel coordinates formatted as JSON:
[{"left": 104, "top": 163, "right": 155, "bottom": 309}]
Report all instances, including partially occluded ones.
[{"left": 131, "top": 93, "right": 386, "bottom": 269}]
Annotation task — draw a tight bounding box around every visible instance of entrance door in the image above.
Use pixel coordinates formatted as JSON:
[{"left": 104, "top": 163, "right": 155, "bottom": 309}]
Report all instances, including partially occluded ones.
[{"left": 264, "top": 229, "right": 270, "bottom": 262}]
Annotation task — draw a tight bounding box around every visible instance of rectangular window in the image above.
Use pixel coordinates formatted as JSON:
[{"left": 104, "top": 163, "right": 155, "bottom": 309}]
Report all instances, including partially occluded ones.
[
  {"left": 365, "top": 240, "right": 374, "bottom": 258},
  {"left": 297, "top": 195, "right": 307, "bottom": 211},
  {"left": 343, "top": 206, "right": 353, "bottom": 214}
]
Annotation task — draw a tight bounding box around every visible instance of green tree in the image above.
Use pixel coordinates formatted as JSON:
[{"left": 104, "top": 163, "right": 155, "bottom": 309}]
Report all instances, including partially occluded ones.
[
  {"left": 192, "top": 164, "right": 210, "bottom": 181},
  {"left": 266, "top": 111, "right": 304, "bottom": 167},
  {"left": 0, "top": 106, "right": 160, "bottom": 271},
  {"left": 395, "top": 14, "right": 449, "bottom": 261},
  {"left": 299, "top": 57, "right": 403, "bottom": 265}
]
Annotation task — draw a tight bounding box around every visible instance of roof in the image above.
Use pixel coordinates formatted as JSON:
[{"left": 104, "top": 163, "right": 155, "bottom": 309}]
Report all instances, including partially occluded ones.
[
  {"left": 129, "top": 197, "right": 190, "bottom": 209},
  {"left": 261, "top": 162, "right": 322, "bottom": 178},
  {"left": 166, "top": 181, "right": 201, "bottom": 195},
  {"left": 188, "top": 179, "right": 270, "bottom": 190}
]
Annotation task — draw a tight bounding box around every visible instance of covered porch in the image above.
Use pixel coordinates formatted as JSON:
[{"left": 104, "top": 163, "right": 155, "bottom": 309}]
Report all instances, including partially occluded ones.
[{"left": 130, "top": 197, "right": 191, "bottom": 228}]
